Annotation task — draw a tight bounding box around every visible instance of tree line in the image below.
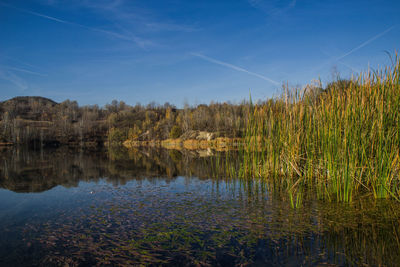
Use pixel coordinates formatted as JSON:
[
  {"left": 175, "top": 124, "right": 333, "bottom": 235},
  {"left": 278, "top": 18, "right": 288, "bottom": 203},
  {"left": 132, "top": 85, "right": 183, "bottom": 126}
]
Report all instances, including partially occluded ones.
[
  {"left": 0, "top": 96, "right": 252, "bottom": 147},
  {"left": 0, "top": 79, "right": 351, "bottom": 148}
]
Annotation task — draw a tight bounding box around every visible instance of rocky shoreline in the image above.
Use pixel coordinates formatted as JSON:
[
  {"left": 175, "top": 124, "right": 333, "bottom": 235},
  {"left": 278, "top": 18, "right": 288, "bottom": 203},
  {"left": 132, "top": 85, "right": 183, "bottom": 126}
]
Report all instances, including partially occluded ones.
[{"left": 123, "top": 131, "right": 242, "bottom": 151}]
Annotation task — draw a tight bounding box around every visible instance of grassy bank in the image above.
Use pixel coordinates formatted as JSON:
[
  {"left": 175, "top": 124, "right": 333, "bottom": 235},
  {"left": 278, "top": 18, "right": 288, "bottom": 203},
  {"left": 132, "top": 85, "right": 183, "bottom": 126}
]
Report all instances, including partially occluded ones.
[{"left": 238, "top": 57, "right": 400, "bottom": 202}]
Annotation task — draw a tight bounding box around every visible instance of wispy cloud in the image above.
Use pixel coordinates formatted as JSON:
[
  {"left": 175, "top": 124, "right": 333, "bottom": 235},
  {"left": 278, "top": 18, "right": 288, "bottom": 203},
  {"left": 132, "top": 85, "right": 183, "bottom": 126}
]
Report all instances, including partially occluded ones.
[
  {"left": 248, "top": 0, "right": 297, "bottom": 17},
  {"left": 144, "top": 22, "right": 199, "bottom": 33},
  {"left": 79, "top": 0, "right": 200, "bottom": 33},
  {"left": 40, "top": 0, "right": 199, "bottom": 34},
  {"left": 0, "top": 65, "right": 47, "bottom": 76},
  {"left": 0, "top": 55, "right": 46, "bottom": 90},
  {"left": 337, "top": 61, "right": 360, "bottom": 74},
  {"left": 0, "top": 54, "right": 43, "bottom": 71},
  {"left": 0, "top": 2, "right": 153, "bottom": 48},
  {"left": 191, "top": 53, "right": 280, "bottom": 86},
  {"left": 319, "top": 49, "right": 360, "bottom": 74},
  {"left": 0, "top": 70, "right": 28, "bottom": 91}
]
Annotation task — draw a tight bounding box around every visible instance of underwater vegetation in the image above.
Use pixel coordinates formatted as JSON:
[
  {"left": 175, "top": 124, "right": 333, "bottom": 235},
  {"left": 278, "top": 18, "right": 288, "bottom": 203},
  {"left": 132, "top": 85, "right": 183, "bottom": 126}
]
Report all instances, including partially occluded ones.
[
  {"left": 1, "top": 147, "right": 400, "bottom": 266},
  {"left": 19, "top": 180, "right": 400, "bottom": 266}
]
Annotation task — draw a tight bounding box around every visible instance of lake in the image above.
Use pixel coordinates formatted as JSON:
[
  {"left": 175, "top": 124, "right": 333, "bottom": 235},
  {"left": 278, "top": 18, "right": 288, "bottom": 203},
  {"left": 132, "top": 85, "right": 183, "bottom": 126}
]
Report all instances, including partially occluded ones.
[{"left": 0, "top": 147, "right": 399, "bottom": 266}]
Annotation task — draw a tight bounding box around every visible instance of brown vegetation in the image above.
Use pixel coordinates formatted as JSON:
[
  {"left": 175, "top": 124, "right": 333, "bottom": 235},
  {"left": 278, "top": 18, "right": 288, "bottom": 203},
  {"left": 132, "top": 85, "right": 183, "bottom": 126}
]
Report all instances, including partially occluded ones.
[{"left": 0, "top": 96, "right": 251, "bottom": 148}]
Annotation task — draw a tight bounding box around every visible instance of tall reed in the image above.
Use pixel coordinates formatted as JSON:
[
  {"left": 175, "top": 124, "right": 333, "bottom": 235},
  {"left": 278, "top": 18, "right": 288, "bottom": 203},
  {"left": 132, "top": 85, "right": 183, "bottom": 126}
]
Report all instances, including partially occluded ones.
[{"left": 239, "top": 55, "right": 400, "bottom": 202}]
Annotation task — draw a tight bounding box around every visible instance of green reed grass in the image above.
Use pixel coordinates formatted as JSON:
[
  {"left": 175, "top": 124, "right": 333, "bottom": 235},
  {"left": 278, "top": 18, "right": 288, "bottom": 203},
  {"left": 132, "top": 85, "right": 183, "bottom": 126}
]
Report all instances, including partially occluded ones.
[{"left": 238, "top": 55, "right": 400, "bottom": 202}]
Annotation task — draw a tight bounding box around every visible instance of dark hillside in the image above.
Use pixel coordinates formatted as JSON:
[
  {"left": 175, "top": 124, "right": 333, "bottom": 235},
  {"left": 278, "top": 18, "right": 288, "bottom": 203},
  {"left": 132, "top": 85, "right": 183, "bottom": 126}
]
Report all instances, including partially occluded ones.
[
  {"left": 0, "top": 96, "right": 58, "bottom": 121},
  {"left": 0, "top": 96, "right": 107, "bottom": 147},
  {"left": 1, "top": 96, "right": 57, "bottom": 105}
]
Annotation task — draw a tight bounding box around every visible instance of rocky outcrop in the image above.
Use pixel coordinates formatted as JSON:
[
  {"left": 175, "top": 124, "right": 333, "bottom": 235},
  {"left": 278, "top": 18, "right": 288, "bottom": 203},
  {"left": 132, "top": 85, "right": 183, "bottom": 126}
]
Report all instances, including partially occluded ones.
[
  {"left": 123, "top": 131, "right": 242, "bottom": 151},
  {"left": 180, "top": 130, "right": 215, "bottom": 141}
]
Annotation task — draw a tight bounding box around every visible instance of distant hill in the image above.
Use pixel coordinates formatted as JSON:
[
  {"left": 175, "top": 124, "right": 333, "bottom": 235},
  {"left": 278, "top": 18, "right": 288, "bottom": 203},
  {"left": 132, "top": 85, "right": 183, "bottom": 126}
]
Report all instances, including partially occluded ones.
[
  {"left": 0, "top": 96, "right": 57, "bottom": 107},
  {"left": 0, "top": 96, "right": 58, "bottom": 120},
  {"left": 0, "top": 96, "right": 107, "bottom": 147}
]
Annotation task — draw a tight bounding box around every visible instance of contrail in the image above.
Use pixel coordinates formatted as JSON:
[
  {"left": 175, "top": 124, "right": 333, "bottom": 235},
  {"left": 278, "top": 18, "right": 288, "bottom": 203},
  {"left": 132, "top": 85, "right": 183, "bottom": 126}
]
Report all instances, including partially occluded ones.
[
  {"left": 310, "top": 25, "right": 396, "bottom": 74},
  {"left": 0, "top": 2, "right": 151, "bottom": 48},
  {"left": 191, "top": 53, "right": 280, "bottom": 86},
  {"left": 335, "top": 25, "right": 396, "bottom": 61}
]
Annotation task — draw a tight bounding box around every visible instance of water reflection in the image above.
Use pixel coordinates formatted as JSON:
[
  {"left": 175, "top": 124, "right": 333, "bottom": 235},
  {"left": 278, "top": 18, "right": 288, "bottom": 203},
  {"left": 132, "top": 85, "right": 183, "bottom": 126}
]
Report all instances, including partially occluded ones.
[
  {"left": 0, "top": 147, "right": 399, "bottom": 266},
  {"left": 0, "top": 147, "right": 238, "bottom": 193}
]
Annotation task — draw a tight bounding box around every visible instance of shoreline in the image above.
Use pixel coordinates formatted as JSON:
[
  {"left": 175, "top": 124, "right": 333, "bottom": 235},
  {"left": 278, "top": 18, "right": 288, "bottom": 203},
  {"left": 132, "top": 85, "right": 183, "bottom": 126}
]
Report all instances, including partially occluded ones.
[
  {"left": 0, "top": 142, "right": 13, "bottom": 146},
  {"left": 123, "top": 137, "right": 243, "bottom": 151}
]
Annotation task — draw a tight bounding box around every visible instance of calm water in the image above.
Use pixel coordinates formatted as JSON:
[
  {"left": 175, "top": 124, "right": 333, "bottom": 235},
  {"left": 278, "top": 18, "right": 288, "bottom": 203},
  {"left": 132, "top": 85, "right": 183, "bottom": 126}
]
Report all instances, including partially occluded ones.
[{"left": 0, "top": 147, "right": 399, "bottom": 266}]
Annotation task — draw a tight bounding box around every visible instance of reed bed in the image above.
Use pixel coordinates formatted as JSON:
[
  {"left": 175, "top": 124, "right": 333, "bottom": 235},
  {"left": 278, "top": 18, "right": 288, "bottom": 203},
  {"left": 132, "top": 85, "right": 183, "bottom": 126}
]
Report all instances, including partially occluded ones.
[{"left": 237, "top": 56, "right": 400, "bottom": 202}]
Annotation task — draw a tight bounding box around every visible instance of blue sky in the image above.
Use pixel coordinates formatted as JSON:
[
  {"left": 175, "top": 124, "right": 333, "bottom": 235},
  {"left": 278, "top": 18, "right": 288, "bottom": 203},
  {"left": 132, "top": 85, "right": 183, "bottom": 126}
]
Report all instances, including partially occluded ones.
[{"left": 0, "top": 0, "right": 399, "bottom": 107}]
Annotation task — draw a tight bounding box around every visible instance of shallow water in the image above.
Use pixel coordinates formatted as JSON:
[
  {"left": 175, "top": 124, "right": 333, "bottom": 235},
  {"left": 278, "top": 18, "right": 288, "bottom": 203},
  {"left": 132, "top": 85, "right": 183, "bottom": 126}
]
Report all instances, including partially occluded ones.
[{"left": 0, "top": 147, "right": 399, "bottom": 266}]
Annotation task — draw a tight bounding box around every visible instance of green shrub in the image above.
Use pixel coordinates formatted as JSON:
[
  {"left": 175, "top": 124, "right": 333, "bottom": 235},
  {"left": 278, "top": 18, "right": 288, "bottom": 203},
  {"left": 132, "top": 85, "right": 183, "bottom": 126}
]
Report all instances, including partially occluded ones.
[
  {"left": 169, "top": 125, "right": 182, "bottom": 139},
  {"left": 108, "top": 127, "right": 126, "bottom": 144}
]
